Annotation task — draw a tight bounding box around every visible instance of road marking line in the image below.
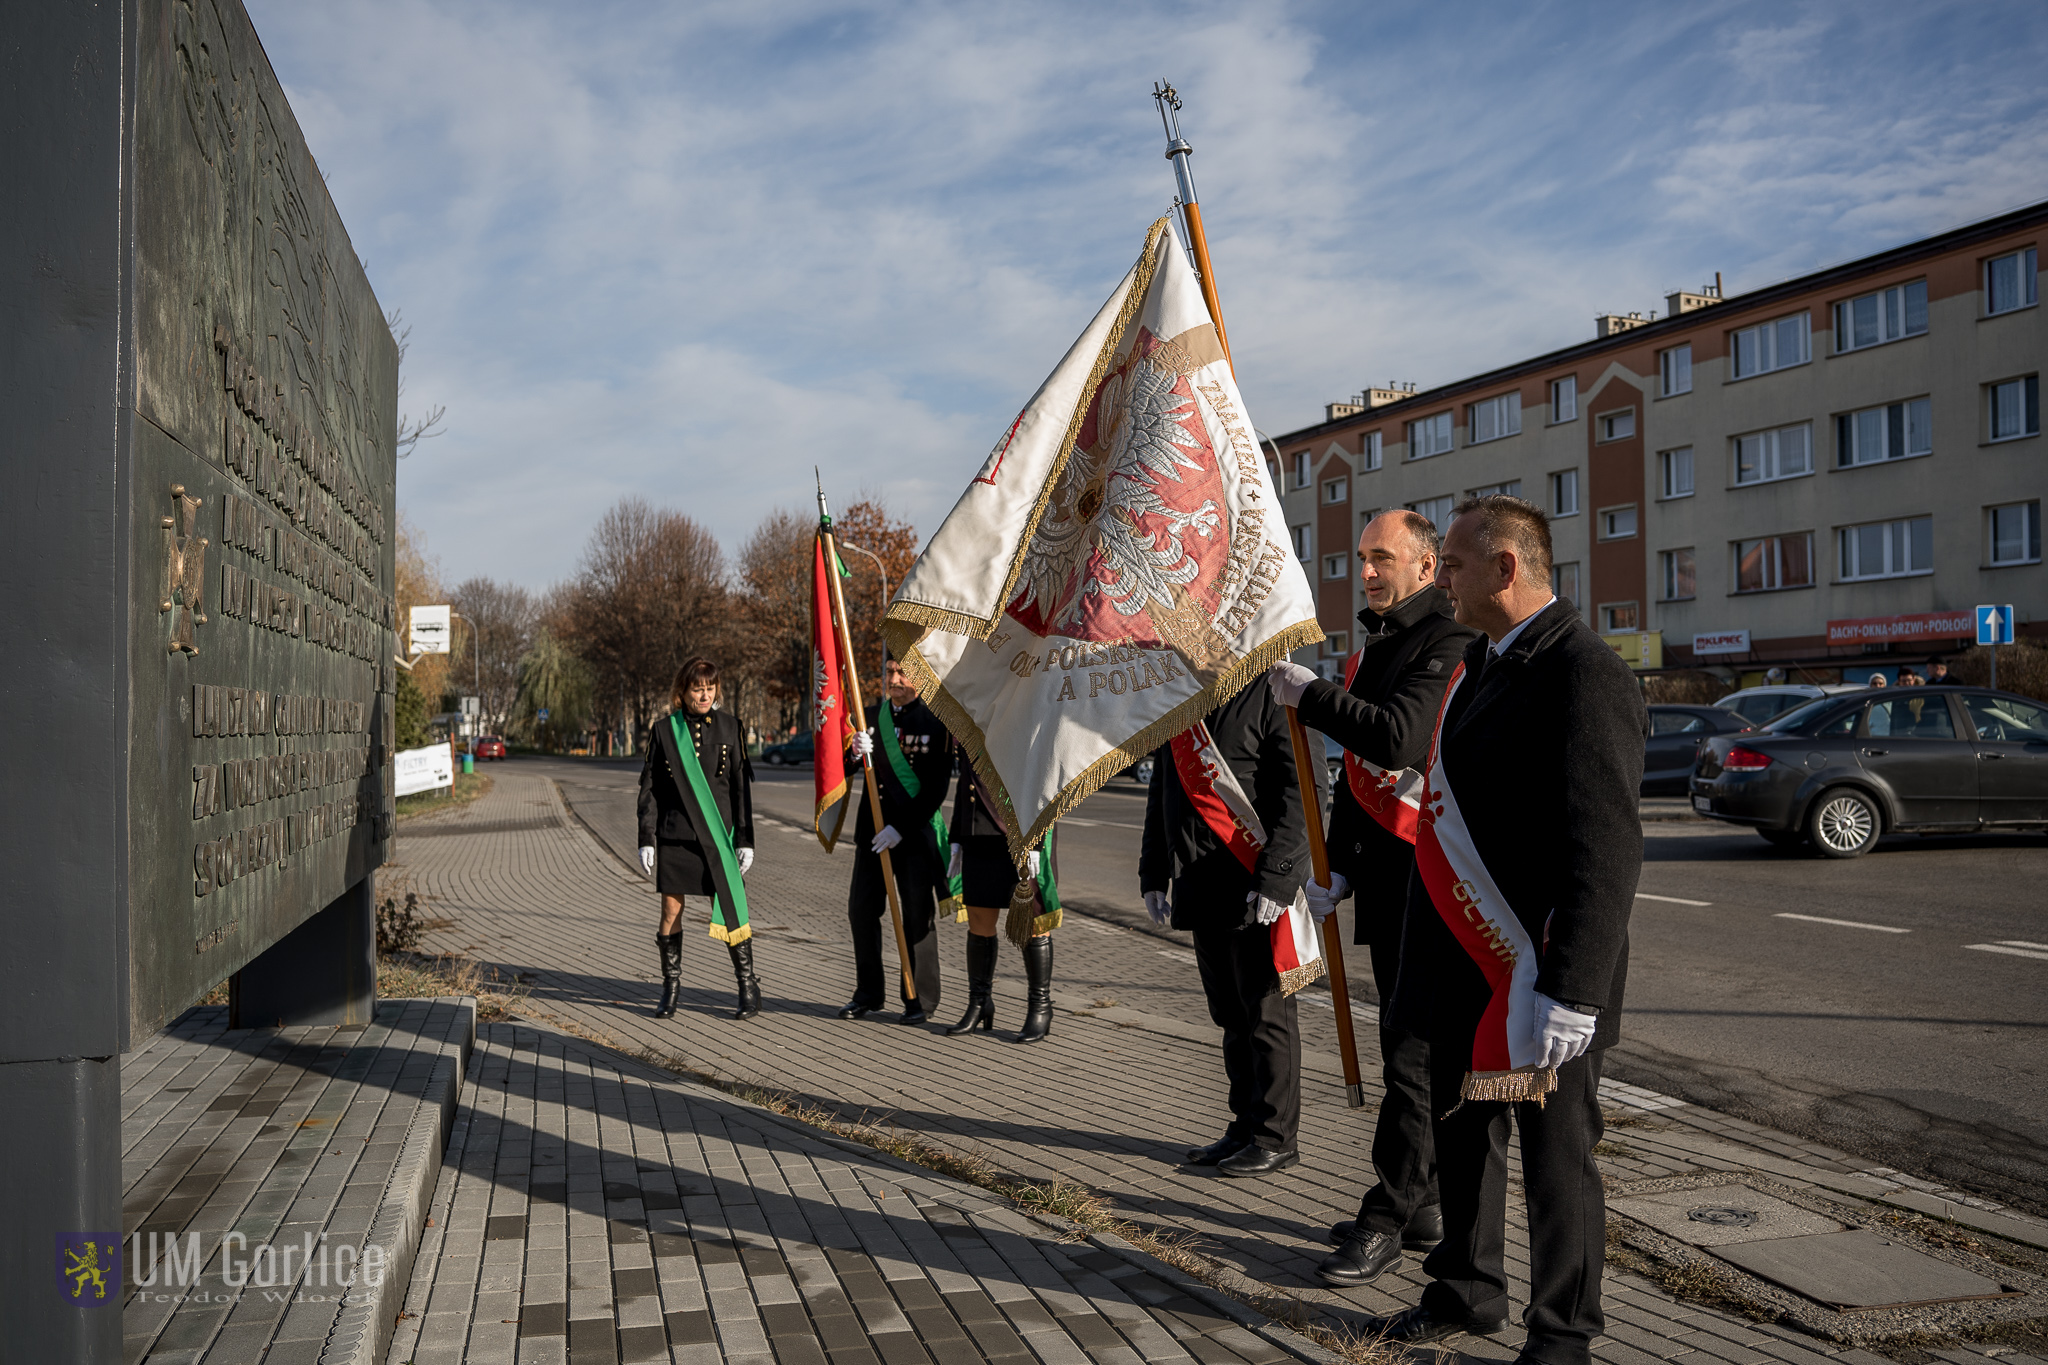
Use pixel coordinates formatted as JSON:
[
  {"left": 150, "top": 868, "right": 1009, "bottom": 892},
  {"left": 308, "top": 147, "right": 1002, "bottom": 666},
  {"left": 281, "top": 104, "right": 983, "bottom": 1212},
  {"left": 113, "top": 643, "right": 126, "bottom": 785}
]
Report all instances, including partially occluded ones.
[
  {"left": 1996, "top": 940, "right": 2048, "bottom": 951},
  {"left": 1636, "top": 892, "right": 1712, "bottom": 906},
  {"left": 1965, "top": 943, "right": 2048, "bottom": 962},
  {"left": 1059, "top": 816, "right": 1147, "bottom": 829},
  {"left": 1773, "top": 913, "right": 1909, "bottom": 933}
]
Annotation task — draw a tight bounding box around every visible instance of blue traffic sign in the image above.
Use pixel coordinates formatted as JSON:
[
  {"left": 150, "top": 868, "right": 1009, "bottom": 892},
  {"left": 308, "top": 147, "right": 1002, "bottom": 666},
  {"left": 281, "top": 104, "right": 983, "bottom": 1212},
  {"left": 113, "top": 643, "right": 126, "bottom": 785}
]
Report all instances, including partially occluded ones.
[
  {"left": 1976, "top": 604, "right": 2015, "bottom": 647},
  {"left": 536, "top": 707, "right": 551, "bottom": 722}
]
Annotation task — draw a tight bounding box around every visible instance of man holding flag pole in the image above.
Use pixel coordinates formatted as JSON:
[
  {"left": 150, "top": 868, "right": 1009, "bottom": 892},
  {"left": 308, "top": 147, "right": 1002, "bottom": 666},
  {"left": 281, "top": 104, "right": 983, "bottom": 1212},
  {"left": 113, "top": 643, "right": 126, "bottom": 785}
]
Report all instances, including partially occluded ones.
[{"left": 813, "top": 484, "right": 951, "bottom": 1024}]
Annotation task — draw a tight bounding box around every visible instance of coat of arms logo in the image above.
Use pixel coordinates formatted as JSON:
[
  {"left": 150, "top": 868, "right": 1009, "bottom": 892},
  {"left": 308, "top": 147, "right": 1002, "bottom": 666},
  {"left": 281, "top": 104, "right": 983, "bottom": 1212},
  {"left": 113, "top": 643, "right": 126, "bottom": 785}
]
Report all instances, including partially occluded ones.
[
  {"left": 162, "top": 483, "right": 209, "bottom": 654},
  {"left": 56, "top": 1233, "right": 120, "bottom": 1303}
]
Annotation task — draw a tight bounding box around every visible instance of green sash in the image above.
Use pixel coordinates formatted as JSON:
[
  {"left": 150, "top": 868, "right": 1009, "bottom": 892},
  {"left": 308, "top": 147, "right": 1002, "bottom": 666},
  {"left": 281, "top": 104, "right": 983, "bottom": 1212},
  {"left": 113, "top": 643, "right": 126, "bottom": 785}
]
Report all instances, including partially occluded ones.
[
  {"left": 668, "top": 714, "right": 750, "bottom": 944},
  {"left": 876, "top": 700, "right": 965, "bottom": 919}
]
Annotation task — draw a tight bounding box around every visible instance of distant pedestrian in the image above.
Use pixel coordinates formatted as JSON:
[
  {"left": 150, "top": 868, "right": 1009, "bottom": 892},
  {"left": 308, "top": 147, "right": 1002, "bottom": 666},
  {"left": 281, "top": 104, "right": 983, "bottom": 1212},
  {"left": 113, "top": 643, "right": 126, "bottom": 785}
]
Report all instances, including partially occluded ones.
[
  {"left": 1869, "top": 672, "right": 1889, "bottom": 688},
  {"left": 638, "top": 658, "right": 760, "bottom": 1021},
  {"left": 1898, "top": 668, "right": 1924, "bottom": 687},
  {"left": 1926, "top": 661, "right": 1950, "bottom": 685}
]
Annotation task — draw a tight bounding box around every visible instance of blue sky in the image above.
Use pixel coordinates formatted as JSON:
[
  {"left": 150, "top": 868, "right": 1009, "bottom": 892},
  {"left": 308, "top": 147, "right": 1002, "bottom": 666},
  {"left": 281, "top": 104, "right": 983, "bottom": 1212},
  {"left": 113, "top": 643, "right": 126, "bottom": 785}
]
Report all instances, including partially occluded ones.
[{"left": 249, "top": 0, "right": 2048, "bottom": 592}]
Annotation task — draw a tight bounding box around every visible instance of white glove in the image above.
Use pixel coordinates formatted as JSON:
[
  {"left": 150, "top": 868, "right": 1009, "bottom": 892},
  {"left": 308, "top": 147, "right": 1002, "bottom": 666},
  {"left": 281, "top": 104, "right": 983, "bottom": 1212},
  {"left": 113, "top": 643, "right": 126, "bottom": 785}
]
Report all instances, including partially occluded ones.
[
  {"left": 849, "top": 729, "right": 875, "bottom": 760},
  {"left": 871, "top": 825, "right": 902, "bottom": 854},
  {"left": 1023, "top": 849, "right": 1040, "bottom": 880},
  {"left": 948, "top": 843, "right": 963, "bottom": 879},
  {"left": 1249, "top": 892, "right": 1287, "bottom": 926},
  {"left": 639, "top": 846, "right": 655, "bottom": 876},
  {"left": 736, "top": 847, "right": 754, "bottom": 877},
  {"left": 1268, "top": 660, "right": 1318, "bottom": 709},
  {"left": 1533, "top": 992, "right": 1598, "bottom": 1070},
  {"left": 1304, "top": 871, "right": 1351, "bottom": 922},
  {"left": 1144, "top": 890, "right": 1173, "bottom": 925}
]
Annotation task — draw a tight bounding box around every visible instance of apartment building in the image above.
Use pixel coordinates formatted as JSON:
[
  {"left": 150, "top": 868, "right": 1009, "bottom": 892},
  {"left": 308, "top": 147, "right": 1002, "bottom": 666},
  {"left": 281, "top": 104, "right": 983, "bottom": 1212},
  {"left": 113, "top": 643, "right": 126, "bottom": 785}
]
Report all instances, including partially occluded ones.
[{"left": 1273, "top": 200, "right": 2046, "bottom": 681}]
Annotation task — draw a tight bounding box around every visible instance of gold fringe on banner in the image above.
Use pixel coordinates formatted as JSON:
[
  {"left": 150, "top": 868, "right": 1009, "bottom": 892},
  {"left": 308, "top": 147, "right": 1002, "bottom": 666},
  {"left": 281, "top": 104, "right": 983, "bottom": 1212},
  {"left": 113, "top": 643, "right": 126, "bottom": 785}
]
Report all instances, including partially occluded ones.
[
  {"left": 708, "top": 921, "right": 753, "bottom": 947},
  {"left": 1460, "top": 1066, "right": 1558, "bottom": 1106},
  {"left": 1278, "top": 956, "right": 1327, "bottom": 997}
]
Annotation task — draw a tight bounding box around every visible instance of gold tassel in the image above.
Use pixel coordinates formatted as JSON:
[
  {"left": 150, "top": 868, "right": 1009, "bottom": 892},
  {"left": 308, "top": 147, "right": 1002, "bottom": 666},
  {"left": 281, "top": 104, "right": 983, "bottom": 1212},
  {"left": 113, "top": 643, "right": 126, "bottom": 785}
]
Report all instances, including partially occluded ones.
[
  {"left": 1003, "top": 879, "right": 1041, "bottom": 947},
  {"left": 1459, "top": 1066, "right": 1557, "bottom": 1106}
]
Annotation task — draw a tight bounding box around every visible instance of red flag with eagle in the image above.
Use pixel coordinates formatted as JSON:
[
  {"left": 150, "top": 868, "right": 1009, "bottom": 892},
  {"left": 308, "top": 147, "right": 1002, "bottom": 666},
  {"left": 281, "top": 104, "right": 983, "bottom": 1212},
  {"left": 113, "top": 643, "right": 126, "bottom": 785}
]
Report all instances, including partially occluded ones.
[
  {"left": 882, "top": 211, "right": 1323, "bottom": 889},
  {"left": 812, "top": 534, "right": 854, "bottom": 850}
]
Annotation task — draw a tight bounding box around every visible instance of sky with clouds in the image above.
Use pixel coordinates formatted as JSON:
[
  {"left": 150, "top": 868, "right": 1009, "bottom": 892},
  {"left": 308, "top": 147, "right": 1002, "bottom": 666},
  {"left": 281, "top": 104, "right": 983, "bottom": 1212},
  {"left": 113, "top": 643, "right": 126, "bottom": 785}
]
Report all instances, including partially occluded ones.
[{"left": 248, "top": 0, "right": 2048, "bottom": 593}]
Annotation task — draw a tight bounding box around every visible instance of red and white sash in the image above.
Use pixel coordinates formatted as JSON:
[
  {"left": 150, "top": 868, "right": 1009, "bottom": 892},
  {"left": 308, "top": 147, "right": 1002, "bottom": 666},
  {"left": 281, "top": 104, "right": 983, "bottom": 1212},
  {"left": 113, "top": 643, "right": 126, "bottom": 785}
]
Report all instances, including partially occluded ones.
[
  {"left": 1413, "top": 662, "right": 1556, "bottom": 1103},
  {"left": 1339, "top": 650, "right": 1425, "bottom": 845},
  {"left": 1167, "top": 722, "right": 1326, "bottom": 996}
]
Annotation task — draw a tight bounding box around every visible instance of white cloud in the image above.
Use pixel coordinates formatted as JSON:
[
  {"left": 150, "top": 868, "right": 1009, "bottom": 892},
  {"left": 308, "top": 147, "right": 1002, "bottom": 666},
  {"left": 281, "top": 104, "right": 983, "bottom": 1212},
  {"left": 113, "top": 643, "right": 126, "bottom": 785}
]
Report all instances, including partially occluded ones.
[{"left": 247, "top": 0, "right": 2048, "bottom": 591}]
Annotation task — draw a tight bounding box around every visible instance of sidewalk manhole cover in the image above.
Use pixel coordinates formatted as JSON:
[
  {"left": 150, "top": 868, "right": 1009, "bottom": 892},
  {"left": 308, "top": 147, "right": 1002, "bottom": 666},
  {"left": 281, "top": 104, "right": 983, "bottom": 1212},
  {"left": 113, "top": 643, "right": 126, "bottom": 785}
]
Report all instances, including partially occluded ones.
[
  {"left": 1715, "top": 1230, "right": 2020, "bottom": 1312},
  {"left": 1688, "top": 1206, "right": 1759, "bottom": 1228}
]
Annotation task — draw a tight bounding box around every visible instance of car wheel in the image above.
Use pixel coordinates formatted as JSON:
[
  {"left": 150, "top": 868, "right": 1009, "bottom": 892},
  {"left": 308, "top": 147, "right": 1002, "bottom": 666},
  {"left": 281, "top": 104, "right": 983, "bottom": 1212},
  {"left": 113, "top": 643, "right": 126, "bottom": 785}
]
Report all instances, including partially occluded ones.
[
  {"left": 765, "top": 753, "right": 783, "bottom": 766},
  {"left": 1757, "top": 828, "right": 1805, "bottom": 848},
  {"left": 1807, "top": 788, "right": 1881, "bottom": 859}
]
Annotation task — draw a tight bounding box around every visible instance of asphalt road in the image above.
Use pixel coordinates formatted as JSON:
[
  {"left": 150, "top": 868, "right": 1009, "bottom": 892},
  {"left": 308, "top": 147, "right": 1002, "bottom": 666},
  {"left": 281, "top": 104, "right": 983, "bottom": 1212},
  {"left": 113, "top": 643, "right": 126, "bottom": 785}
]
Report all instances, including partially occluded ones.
[{"left": 507, "top": 750, "right": 2048, "bottom": 1214}]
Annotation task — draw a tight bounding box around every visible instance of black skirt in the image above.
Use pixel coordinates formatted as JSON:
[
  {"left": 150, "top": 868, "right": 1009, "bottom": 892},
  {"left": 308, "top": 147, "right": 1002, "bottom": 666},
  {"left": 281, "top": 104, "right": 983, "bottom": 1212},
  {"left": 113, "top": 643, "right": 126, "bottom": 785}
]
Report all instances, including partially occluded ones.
[
  {"left": 656, "top": 840, "right": 715, "bottom": 898},
  {"left": 959, "top": 834, "right": 1020, "bottom": 909}
]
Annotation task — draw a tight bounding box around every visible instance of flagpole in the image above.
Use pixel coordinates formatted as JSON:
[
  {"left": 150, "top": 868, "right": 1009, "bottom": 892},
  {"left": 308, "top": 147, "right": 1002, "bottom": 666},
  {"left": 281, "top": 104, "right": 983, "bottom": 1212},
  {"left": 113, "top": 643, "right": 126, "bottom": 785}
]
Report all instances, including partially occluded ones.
[
  {"left": 819, "top": 483, "right": 920, "bottom": 1004},
  {"left": 1155, "top": 81, "right": 1365, "bottom": 1108}
]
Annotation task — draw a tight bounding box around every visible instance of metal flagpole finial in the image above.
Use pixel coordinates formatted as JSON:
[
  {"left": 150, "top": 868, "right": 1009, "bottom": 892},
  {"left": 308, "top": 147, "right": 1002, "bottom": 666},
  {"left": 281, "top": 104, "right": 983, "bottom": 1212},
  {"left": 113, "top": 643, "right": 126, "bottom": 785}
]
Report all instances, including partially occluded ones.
[{"left": 816, "top": 466, "right": 832, "bottom": 527}]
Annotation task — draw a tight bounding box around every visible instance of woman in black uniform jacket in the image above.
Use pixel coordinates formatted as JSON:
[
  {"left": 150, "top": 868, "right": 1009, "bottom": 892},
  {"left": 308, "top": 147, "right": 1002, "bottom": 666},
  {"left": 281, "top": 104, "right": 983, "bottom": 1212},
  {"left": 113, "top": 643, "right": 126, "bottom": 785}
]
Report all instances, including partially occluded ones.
[
  {"left": 636, "top": 658, "right": 760, "bottom": 1020},
  {"left": 944, "top": 745, "right": 1058, "bottom": 1042}
]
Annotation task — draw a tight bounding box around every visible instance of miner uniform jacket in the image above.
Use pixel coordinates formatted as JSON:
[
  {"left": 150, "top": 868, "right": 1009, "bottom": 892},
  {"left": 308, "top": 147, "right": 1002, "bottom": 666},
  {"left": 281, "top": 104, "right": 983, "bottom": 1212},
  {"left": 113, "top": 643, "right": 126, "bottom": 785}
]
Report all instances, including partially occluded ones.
[
  {"left": 1140, "top": 683, "right": 1325, "bottom": 932},
  {"left": 852, "top": 696, "right": 953, "bottom": 881},
  {"left": 637, "top": 708, "right": 754, "bottom": 852},
  {"left": 1387, "top": 598, "right": 1648, "bottom": 1053},
  {"left": 1293, "top": 585, "right": 1477, "bottom": 946}
]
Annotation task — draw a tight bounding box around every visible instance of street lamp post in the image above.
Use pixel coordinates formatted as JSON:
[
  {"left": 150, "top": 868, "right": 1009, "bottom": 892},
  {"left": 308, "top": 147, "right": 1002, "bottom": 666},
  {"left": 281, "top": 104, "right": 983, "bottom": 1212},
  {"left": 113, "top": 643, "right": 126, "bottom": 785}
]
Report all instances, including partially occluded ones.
[
  {"left": 450, "top": 610, "right": 480, "bottom": 744},
  {"left": 836, "top": 540, "right": 892, "bottom": 661}
]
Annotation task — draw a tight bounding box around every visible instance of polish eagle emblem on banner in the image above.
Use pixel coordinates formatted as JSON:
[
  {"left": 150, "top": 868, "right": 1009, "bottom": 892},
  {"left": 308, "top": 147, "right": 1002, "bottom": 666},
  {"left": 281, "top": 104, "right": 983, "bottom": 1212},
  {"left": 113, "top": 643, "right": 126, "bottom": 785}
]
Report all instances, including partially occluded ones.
[{"left": 883, "top": 216, "right": 1323, "bottom": 854}]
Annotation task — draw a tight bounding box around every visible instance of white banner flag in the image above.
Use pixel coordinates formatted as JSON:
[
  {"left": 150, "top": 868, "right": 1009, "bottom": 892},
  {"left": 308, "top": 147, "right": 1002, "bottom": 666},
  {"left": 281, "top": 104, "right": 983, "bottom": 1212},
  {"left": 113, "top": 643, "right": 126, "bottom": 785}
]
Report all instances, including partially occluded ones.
[{"left": 885, "top": 215, "right": 1322, "bottom": 854}]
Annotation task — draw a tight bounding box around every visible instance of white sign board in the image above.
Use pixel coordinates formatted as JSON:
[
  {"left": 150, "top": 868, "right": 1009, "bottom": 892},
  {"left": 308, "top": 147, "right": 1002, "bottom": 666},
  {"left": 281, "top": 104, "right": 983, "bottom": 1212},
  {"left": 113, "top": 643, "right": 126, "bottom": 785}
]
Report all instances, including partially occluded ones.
[
  {"left": 393, "top": 743, "right": 456, "bottom": 798},
  {"left": 410, "top": 605, "right": 452, "bottom": 655},
  {"left": 460, "top": 696, "right": 480, "bottom": 716},
  {"left": 1693, "top": 629, "right": 1751, "bottom": 656}
]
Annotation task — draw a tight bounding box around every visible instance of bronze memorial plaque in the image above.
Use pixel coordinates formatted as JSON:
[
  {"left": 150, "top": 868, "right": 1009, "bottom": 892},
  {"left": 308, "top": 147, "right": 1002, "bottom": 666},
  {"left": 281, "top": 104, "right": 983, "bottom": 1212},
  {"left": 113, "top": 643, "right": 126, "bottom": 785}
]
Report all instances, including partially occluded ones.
[{"left": 125, "top": 0, "right": 398, "bottom": 1038}]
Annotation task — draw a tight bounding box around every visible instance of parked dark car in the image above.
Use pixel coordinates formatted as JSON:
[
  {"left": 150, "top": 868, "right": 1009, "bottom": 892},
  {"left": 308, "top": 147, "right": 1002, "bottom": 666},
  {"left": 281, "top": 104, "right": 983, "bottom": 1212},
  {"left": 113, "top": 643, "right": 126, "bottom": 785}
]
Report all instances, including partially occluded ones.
[
  {"left": 1643, "top": 705, "right": 1751, "bottom": 795},
  {"left": 1689, "top": 686, "right": 2048, "bottom": 857},
  {"left": 759, "top": 733, "right": 814, "bottom": 766},
  {"left": 1126, "top": 755, "right": 1156, "bottom": 785},
  {"left": 472, "top": 734, "right": 507, "bottom": 760}
]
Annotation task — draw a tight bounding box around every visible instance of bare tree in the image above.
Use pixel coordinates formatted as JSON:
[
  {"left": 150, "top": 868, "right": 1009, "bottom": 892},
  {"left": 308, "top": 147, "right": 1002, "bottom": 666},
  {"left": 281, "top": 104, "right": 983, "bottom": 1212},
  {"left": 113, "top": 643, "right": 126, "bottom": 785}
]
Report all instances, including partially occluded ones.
[
  {"left": 385, "top": 308, "right": 448, "bottom": 457},
  {"left": 556, "top": 497, "right": 728, "bottom": 745},
  {"left": 448, "top": 577, "right": 537, "bottom": 734}
]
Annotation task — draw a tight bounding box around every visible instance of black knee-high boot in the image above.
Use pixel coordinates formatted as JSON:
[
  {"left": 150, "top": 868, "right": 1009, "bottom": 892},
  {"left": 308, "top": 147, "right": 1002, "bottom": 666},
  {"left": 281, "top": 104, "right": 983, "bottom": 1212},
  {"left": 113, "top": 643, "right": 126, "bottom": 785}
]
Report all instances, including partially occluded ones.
[
  {"left": 1014, "top": 934, "right": 1053, "bottom": 1043},
  {"left": 946, "top": 933, "right": 998, "bottom": 1036},
  {"left": 728, "top": 939, "right": 762, "bottom": 1020},
  {"left": 655, "top": 933, "right": 682, "bottom": 1018}
]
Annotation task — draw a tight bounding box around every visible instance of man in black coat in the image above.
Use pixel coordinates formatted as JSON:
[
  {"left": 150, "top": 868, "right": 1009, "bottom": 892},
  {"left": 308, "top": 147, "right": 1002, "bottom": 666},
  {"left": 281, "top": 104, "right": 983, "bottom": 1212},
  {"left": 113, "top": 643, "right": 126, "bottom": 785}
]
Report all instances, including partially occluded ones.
[
  {"left": 1268, "top": 509, "right": 1477, "bottom": 1286},
  {"left": 840, "top": 659, "right": 953, "bottom": 1024},
  {"left": 1364, "top": 495, "right": 1646, "bottom": 1365},
  {"left": 1139, "top": 682, "right": 1323, "bottom": 1178}
]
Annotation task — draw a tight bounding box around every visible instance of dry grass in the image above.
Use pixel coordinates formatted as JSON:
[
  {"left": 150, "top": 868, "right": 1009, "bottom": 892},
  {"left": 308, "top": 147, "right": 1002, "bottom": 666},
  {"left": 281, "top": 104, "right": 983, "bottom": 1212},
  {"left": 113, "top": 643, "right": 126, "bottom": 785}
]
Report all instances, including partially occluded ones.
[
  {"left": 395, "top": 770, "right": 493, "bottom": 821},
  {"left": 378, "top": 953, "right": 530, "bottom": 1021},
  {"left": 1604, "top": 1218, "right": 1775, "bottom": 1322}
]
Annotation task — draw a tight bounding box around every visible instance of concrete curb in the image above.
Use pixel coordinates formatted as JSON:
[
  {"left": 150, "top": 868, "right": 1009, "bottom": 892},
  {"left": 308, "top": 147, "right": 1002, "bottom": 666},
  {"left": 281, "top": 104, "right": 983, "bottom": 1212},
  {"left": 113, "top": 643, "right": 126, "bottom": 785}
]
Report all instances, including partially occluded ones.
[{"left": 318, "top": 997, "right": 473, "bottom": 1365}]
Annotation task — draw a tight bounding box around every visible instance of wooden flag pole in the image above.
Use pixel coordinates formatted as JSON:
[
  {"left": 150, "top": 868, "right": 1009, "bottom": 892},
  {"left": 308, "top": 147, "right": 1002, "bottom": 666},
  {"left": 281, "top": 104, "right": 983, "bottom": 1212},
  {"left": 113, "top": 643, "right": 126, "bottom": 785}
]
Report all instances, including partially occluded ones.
[
  {"left": 821, "top": 520, "right": 919, "bottom": 1003},
  {"left": 1155, "top": 80, "right": 1365, "bottom": 1108}
]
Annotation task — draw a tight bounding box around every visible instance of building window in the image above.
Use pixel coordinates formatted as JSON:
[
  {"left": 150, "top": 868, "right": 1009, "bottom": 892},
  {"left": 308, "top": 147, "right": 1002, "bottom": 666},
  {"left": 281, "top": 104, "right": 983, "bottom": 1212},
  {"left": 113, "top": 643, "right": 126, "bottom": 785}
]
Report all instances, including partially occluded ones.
[
  {"left": 1990, "top": 501, "right": 2042, "bottom": 566},
  {"left": 1323, "top": 476, "right": 1349, "bottom": 504},
  {"left": 1986, "top": 247, "right": 2039, "bottom": 315},
  {"left": 1291, "top": 524, "right": 1311, "bottom": 560},
  {"left": 1361, "top": 431, "right": 1383, "bottom": 472},
  {"left": 1323, "top": 553, "right": 1349, "bottom": 580},
  {"left": 1660, "top": 344, "right": 1693, "bottom": 397},
  {"left": 1839, "top": 516, "right": 1933, "bottom": 581},
  {"left": 1551, "top": 561, "right": 1581, "bottom": 607},
  {"left": 1407, "top": 495, "right": 1454, "bottom": 533},
  {"left": 1734, "top": 533, "right": 1814, "bottom": 593},
  {"left": 1596, "top": 409, "right": 1636, "bottom": 442},
  {"left": 1729, "top": 312, "right": 1811, "bottom": 379},
  {"left": 1408, "top": 412, "right": 1455, "bottom": 459},
  {"left": 1599, "top": 505, "right": 1638, "bottom": 540},
  {"left": 1549, "top": 469, "right": 1579, "bottom": 517},
  {"left": 1835, "top": 280, "right": 1927, "bottom": 351},
  {"left": 1835, "top": 398, "right": 1931, "bottom": 467},
  {"left": 1660, "top": 447, "right": 1694, "bottom": 499},
  {"left": 1468, "top": 480, "right": 1522, "bottom": 499},
  {"left": 1550, "top": 375, "right": 1577, "bottom": 422},
  {"left": 1469, "top": 392, "right": 1522, "bottom": 444},
  {"left": 1661, "top": 548, "right": 1696, "bottom": 601},
  {"left": 1989, "top": 375, "right": 2040, "bottom": 441},
  {"left": 1292, "top": 451, "right": 1310, "bottom": 488},
  {"left": 1734, "top": 423, "right": 1813, "bottom": 485},
  {"left": 1325, "top": 631, "right": 1349, "bottom": 657},
  {"left": 1601, "top": 602, "right": 1640, "bottom": 632}
]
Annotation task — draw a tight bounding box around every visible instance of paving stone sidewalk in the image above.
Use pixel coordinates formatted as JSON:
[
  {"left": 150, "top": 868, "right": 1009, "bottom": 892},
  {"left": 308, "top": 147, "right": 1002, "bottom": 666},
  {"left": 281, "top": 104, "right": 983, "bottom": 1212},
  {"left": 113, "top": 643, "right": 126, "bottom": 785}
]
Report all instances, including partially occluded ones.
[{"left": 381, "top": 766, "right": 2048, "bottom": 1364}]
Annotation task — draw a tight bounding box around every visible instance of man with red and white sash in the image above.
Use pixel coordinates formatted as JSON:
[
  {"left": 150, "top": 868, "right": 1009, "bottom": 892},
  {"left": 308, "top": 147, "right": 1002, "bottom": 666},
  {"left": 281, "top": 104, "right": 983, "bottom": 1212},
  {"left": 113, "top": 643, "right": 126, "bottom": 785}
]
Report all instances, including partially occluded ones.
[
  {"left": 1268, "top": 509, "right": 1477, "bottom": 1288},
  {"left": 1139, "top": 684, "right": 1322, "bottom": 1178},
  {"left": 1361, "top": 495, "right": 1645, "bottom": 1365}
]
